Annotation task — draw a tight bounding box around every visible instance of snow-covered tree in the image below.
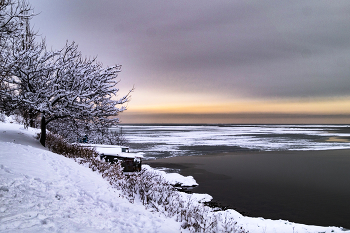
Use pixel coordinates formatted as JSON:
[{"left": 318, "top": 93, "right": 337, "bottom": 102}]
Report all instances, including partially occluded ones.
[
  {"left": 1, "top": 1, "right": 131, "bottom": 146},
  {"left": 7, "top": 41, "right": 130, "bottom": 146},
  {"left": 36, "top": 42, "right": 130, "bottom": 146},
  {"left": 0, "top": 0, "right": 36, "bottom": 114}
]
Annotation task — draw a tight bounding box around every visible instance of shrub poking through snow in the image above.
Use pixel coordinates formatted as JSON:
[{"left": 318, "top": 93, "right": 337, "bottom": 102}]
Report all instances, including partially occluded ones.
[
  {"left": 113, "top": 169, "right": 248, "bottom": 233},
  {"left": 36, "top": 132, "right": 98, "bottom": 159},
  {"left": 40, "top": 132, "right": 247, "bottom": 233}
]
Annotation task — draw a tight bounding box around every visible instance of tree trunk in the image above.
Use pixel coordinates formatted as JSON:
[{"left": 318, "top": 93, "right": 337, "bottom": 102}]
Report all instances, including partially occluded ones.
[{"left": 40, "top": 115, "right": 46, "bottom": 147}]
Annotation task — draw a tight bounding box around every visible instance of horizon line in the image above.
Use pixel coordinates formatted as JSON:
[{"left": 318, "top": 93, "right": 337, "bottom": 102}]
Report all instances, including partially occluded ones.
[{"left": 118, "top": 112, "right": 350, "bottom": 124}]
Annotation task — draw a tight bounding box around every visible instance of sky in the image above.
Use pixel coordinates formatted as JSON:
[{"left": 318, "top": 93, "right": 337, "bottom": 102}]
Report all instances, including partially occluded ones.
[{"left": 29, "top": 0, "right": 350, "bottom": 124}]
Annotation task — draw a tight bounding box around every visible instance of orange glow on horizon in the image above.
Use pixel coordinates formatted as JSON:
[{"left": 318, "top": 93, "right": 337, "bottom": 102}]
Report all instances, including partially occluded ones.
[{"left": 127, "top": 98, "right": 350, "bottom": 115}]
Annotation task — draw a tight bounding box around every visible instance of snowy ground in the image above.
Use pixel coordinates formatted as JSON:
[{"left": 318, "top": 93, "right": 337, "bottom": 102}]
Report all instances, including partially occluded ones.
[
  {"left": 0, "top": 122, "right": 184, "bottom": 233},
  {"left": 1, "top": 119, "right": 349, "bottom": 233}
]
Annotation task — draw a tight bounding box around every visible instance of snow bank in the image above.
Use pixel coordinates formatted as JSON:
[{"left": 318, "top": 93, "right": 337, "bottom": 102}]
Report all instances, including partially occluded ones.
[
  {"left": 141, "top": 165, "right": 213, "bottom": 203},
  {"left": 222, "top": 208, "right": 349, "bottom": 233},
  {"left": 142, "top": 164, "right": 198, "bottom": 187}
]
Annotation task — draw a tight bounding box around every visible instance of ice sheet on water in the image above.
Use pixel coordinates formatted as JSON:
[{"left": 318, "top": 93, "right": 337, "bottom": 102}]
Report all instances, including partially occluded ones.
[{"left": 121, "top": 125, "right": 350, "bottom": 158}]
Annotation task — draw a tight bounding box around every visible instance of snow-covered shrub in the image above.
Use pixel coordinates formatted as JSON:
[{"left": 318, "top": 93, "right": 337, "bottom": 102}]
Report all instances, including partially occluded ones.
[
  {"left": 47, "top": 118, "right": 127, "bottom": 146},
  {"left": 20, "top": 109, "right": 40, "bottom": 128},
  {"left": 109, "top": 168, "right": 247, "bottom": 233},
  {"left": 39, "top": 131, "right": 124, "bottom": 180},
  {"left": 13, "top": 114, "right": 24, "bottom": 124},
  {"left": 36, "top": 131, "right": 246, "bottom": 232},
  {"left": 37, "top": 132, "right": 98, "bottom": 159},
  {"left": 116, "top": 169, "right": 178, "bottom": 208},
  {"left": 216, "top": 212, "right": 246, "bottom": 233},
  {"left": 0, "top": 113, "right": 5, "bottom": 122}
]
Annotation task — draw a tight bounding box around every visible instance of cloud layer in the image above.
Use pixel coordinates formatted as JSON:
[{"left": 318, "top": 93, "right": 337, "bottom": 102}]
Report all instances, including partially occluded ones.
[{"left": 30, "top": 0, "right": 350, "bottom": 104}]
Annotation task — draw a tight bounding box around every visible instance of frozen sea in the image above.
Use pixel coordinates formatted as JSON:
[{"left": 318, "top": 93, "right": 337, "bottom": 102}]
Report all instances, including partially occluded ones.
[{"left": 117, "top": 124, "right": 350, "bottom": 159}]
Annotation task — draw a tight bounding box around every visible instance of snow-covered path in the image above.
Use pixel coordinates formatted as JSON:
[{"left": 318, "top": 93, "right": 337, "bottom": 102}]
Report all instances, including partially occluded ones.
[{"left": 0, "top": 123, "right": 183, "bottom": 233}]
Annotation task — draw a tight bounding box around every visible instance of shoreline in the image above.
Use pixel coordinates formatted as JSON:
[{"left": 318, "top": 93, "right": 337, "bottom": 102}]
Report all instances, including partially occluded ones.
[{"left": 144, "top": 149, "right": 350, "bottom": 228}]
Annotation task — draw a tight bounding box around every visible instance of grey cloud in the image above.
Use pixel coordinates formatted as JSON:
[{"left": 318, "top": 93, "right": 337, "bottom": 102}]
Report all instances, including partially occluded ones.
[{"left": 30, "top": 0, "right": 350, "bottom": 100}]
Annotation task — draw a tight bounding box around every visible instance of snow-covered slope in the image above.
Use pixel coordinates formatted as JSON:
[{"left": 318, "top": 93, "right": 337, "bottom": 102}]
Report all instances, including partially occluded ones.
[
  {"left": 0, "top": 122, "right": 183, "bottom": 233},
  {"left": 0, "top": 120, "right": 349, "bottom": 233}
]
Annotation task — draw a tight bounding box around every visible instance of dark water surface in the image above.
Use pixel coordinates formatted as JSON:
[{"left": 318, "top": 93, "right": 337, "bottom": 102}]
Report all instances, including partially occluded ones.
[{"left": 145, "top": 149, "right": 350, "bottom": 229}]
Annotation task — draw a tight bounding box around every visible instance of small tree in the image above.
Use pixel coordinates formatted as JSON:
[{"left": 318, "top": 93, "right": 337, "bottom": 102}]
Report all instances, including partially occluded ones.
[
  {"left": 5, "top": 41, "right": 131, "bottom": 146},
  {"left": 36, "top": 42, "right": 131, "bottom": 146}
]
